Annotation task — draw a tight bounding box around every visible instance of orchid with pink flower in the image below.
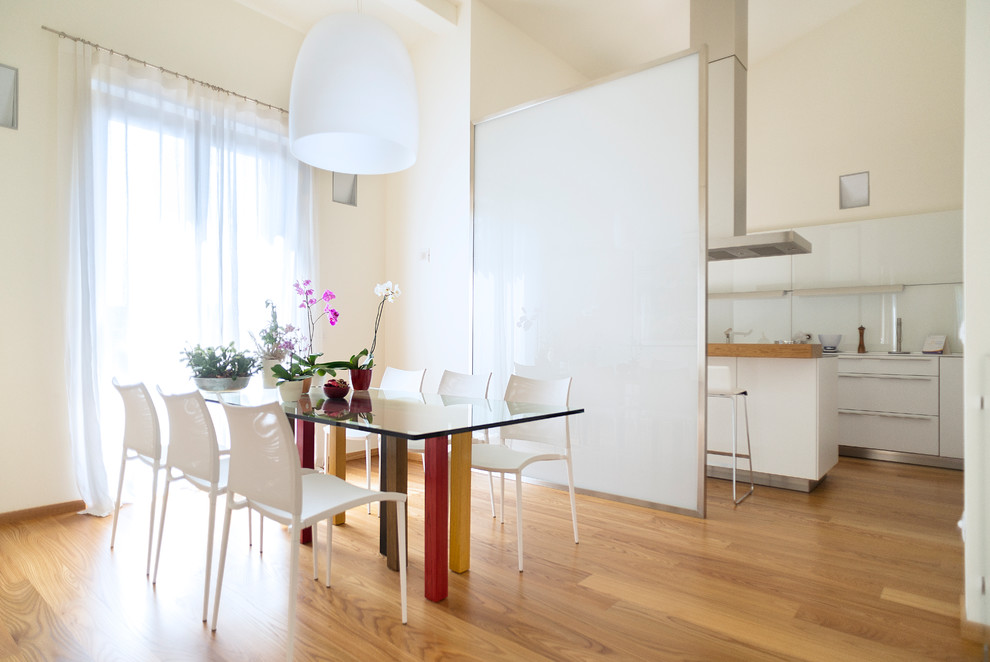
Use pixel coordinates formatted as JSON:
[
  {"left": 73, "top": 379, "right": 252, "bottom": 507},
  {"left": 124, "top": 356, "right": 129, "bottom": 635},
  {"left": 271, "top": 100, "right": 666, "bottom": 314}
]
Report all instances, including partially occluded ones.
[{"left": 294, "top": 278, "right": 339, "bottom": 354}]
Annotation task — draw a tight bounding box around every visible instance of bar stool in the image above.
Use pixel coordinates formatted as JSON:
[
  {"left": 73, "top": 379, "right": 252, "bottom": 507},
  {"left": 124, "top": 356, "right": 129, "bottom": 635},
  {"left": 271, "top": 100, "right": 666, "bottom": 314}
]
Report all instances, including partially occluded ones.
[{"left": 706, "top": 365, "right": 754, "bottom": 504}]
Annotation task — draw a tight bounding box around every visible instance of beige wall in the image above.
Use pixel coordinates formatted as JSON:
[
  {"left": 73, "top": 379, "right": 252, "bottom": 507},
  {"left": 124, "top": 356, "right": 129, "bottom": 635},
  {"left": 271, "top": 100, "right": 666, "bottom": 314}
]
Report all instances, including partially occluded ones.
[
  {"left": 0, "top": 0, "right": 302, "bottom": 513},
  {"left": 470, "top": 0, "right": 586, "bottom": 122},
  {"left": 748, "top": 0, "right": 964, "bottom": 230}
]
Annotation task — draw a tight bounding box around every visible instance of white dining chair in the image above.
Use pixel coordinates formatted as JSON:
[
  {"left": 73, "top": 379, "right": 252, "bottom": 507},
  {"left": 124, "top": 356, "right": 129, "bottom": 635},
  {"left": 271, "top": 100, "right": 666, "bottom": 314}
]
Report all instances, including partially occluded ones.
[
  {"left": 212, "top": 401, "right": 407, "bottom": 661},
  {"left": 152, "top": 388, "right": 237, "bottom": 622},
  {"left": 325, "top": 366, "right": 425, "bottom": 513},
  {"left": 470, "top": 374, "right": 578, "bottom": 572},
  {"left": 110, "top": 378, "right": 163, "bottom": 576},
  {"left": 407, "top": 370, "right": 493, "bottom": 467},
  {"left": 706, "top": 365, "right": 754, "bottom": 504}
]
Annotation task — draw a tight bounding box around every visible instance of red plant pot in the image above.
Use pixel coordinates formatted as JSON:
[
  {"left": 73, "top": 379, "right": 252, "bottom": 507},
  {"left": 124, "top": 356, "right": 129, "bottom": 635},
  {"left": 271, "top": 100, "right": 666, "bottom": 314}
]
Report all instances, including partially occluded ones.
[{"left": 349, "top": 368, "right": 373, "bottom": 391}]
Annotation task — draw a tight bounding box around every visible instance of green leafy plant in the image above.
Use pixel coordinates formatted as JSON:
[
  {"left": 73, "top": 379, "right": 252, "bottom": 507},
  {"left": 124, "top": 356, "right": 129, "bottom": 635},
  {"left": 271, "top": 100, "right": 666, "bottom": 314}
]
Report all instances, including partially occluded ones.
[
  {"left": 317, "top": 349, "right": 370, "bottom": 376},
  {"left": 271, "top": 352, "right": 326, "bottom": 385},
  {"left": 182, "top": 343, "right": 259, "bottom": 378}
]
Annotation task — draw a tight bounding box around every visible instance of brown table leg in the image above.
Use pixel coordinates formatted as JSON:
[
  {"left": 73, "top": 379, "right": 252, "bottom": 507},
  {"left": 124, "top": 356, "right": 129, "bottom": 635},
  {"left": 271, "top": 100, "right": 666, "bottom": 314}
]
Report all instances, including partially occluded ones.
[
  {"left": 294, "top": 419, "right": 314, "bottom": 544},
  {"left": 381, "top": 435, "right": 408, "bottom": 571},
  {"left": 327, "top": 426, "right": 346, "bottom": 525}
]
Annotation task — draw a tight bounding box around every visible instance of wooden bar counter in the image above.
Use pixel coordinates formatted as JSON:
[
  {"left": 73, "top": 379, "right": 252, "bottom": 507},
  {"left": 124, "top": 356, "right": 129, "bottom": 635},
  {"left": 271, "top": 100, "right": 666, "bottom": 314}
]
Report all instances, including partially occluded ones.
[{"left": 708, "top": 343, "right": 823, "bottom": 359}]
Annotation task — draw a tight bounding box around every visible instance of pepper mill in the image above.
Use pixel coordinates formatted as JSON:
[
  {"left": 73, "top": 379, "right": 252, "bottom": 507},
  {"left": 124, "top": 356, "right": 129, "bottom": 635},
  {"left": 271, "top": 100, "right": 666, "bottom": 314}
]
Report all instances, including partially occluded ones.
[{"left": 857, "top": 325, "right": 866, "bottom": 353}]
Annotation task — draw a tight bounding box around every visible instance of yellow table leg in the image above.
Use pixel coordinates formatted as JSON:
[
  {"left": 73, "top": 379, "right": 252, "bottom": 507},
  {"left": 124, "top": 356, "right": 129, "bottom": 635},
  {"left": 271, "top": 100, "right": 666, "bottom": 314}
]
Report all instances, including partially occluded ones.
[
  {"left": 449, "top": 432, "right": 472, "bottom": 573},
  {"left": 328, "top": 426, "right": 347, "bottom": 525}
]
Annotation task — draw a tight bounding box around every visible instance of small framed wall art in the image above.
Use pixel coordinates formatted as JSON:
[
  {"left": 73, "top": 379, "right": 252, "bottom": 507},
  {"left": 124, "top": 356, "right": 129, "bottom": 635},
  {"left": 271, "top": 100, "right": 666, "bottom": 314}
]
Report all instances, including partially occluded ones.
[{"left": 0, "top": 63, "right": 17, "bottom": 130}]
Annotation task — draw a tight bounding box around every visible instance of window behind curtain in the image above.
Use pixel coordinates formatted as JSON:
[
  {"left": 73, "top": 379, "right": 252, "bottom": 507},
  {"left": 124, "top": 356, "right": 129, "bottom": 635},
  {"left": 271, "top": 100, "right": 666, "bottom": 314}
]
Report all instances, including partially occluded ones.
[{"left": 63, "top": 46, "right": 314, "bottom": 510}]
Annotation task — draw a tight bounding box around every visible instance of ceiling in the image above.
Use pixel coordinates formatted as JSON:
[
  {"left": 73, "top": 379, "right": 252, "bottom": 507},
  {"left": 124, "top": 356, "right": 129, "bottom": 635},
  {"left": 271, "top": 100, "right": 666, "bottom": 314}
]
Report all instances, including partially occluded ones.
[{"left": 235, "top": 0, "right": 868, "bottom": 78}]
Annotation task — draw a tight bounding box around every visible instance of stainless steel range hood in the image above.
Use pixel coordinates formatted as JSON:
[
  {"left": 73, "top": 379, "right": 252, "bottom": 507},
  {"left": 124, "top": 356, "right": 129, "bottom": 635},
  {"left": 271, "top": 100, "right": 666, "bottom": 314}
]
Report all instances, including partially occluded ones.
[
  {"left": 708, "top": 230, "right": 812, "bottom": 261},
  {"left": 702, "top": 2, "right": 811, "bottom": 262}
]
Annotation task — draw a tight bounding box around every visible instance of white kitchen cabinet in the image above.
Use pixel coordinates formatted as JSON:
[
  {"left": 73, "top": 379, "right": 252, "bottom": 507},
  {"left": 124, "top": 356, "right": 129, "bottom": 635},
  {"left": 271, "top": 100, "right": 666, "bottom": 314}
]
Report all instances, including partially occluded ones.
[
  {"left": 836, "top": 354, "right": 961, "bottom": 464},
  {"left": 939, "top": 356, "right": 964, "bottom": 458},
  {"left": 791, "top": 211, "right": 962, "bottom": 290},
  {"left": 707, "top": 356, "right": 837, "bottom": 490}
]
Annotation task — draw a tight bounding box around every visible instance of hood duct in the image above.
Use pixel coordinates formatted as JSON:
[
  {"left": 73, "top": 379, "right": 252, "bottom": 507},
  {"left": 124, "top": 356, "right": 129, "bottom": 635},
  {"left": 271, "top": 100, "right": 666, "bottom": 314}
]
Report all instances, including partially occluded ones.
[{"left": 702, "top": 2, "right": 811, "bottom": 262}]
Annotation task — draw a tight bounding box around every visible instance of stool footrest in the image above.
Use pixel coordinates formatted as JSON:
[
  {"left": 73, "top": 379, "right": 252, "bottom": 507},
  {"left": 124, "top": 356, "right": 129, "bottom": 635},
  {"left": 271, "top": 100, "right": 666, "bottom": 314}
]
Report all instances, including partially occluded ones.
[{"left": 707, "top": 450, "right": 751, "bottom": 460}]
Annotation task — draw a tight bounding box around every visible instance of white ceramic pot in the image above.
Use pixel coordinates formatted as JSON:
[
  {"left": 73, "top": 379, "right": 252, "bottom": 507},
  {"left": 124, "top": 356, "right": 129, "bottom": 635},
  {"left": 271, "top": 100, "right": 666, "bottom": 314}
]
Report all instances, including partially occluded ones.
[
  {"left": 261, "top": 358, "right": 281, "bottom": 388},
  {"left": 277, "top": 380, "right": 305, "bottom": 402}
]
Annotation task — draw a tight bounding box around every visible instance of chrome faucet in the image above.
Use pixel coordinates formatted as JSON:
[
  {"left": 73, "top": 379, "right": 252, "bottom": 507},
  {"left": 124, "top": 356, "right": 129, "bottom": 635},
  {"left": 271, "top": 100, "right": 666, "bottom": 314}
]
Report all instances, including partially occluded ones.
[{"left": 724, "top": 328, "right": 752, "bottom": 344}]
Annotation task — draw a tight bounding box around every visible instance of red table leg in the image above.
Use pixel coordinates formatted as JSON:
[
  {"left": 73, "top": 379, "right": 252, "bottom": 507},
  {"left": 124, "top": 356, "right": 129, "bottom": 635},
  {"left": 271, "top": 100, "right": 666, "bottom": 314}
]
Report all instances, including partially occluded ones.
[
  {"left": 295, "top": 419, "right": 314, "bottom": 545},
  {"left": 424, "top": 435, "right": 449, "bottom": 602}
]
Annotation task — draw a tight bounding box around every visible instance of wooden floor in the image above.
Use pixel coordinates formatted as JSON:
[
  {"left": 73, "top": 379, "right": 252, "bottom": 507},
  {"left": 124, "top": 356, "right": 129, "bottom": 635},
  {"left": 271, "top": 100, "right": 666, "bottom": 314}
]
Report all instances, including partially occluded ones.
[{"left": 0, "top": 457, "right": 981, "bottom": 661}]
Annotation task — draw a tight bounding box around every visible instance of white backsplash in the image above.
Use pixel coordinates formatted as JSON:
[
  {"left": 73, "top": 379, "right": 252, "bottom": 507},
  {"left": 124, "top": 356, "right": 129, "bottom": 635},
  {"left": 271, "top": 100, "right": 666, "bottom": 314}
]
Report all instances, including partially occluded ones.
[
  {"left": 709, "top": 284, "right": 964, "bottom": 353},
  {"left": 708, "top": 211, "right": 964, "bottom": 353}
]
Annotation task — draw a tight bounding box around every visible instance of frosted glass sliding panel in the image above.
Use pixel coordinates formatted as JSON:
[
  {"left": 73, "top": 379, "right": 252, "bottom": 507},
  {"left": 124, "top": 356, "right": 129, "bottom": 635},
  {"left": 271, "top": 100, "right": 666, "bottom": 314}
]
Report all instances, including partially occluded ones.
[{"left": 473, "top": 51, "right": 706, "bottom": 514}]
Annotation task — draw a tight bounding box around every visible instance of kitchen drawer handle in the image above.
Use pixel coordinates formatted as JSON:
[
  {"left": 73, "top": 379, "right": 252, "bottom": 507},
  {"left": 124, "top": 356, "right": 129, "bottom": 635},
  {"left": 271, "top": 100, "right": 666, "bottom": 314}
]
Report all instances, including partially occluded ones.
[
  {"left": 839, "top": 356, "right": 935, "bottom": 361},
  {"left": 838, "top": 374, "right": 935, "bottom": 381},
  {"left": 838, "top": 409, "right": 936, "bottom": 421}
]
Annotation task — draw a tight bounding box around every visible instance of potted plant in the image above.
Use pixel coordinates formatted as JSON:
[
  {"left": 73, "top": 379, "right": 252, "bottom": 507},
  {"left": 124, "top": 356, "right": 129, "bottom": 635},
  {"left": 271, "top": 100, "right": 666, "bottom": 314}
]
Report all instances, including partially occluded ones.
[
  {"left": 182, "top": 342, "right": 259, "bottom": 392},
  {"left": 270, "top": 352, "right": 326, "bottom": 401},
  {"left": 250, "top": 300, "right": 299, "bottom": 388},
  {"left": 317, "top": 281, "right": 401, "bottom": 391}
]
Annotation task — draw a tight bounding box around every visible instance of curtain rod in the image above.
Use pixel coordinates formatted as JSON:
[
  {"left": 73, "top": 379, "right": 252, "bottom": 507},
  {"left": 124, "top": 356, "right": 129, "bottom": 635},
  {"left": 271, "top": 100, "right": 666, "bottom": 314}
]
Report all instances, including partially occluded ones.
[{"left": 40, "top": 25, "right": 288, "bottom": 114}]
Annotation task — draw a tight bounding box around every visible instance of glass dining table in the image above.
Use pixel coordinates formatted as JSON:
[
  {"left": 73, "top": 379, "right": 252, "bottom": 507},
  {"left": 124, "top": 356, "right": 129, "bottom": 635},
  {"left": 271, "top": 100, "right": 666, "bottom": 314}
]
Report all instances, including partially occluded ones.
[{"left": 210, "top": 383, "right": 584, "bottom": 602}]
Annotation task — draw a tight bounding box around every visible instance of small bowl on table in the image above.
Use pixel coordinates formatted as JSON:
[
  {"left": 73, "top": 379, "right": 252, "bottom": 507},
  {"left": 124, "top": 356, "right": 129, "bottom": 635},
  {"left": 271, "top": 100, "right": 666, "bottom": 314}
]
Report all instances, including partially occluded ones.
[{"left": 322, "top": 379, "right": 350, "bottom": 399}]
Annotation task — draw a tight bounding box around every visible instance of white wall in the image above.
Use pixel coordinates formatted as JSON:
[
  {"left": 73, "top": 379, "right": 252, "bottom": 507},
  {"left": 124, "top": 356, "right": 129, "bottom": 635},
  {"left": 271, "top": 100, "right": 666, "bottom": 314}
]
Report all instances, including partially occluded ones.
[
  {"left": 384, "top": 0, "right": 588, "bottom": 393},
  {"left": 313, "top": 170, "right": 387, "bottom": 372},
  {"left": 383, "top": 2, "right": 474, "bottom": 393},
  {"left": 0, "top": 0, "right": 302, "bottom": 513},
  {"left": 748, "top": 0, "right": 964, "bottom": 230},
  {"left": 963, "top": 0, "right": 990, "bottom": 629}
]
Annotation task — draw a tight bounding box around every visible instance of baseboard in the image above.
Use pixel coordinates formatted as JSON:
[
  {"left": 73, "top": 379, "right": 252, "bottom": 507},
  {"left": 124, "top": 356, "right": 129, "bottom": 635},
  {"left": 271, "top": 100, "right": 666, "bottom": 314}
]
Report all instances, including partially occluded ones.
[{"left": 0, "top": 499, "right": 86, "bottom": 524}]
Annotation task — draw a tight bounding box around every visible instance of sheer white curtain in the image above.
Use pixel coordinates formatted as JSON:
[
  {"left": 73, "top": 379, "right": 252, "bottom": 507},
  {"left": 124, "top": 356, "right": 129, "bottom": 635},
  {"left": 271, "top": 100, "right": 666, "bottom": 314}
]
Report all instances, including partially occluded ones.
[{"left": 59, "top": 39, "right": 314, "bottom": 515}]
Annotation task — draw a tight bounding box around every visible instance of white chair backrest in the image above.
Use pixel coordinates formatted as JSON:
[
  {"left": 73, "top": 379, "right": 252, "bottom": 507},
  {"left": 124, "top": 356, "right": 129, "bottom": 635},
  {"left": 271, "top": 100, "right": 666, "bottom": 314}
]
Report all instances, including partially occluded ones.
[
  {"left": 112, "top": 378, "right": 162, "bottom": 460},
  {"left": 501, "top": 374, "right": 572, "bottom": 446},
  {"left": 707, "top": 365, "right": 733, "bottom": 394},
  {"left": 438, "top": 370, "right": 491, "bottom": 398},
  {"left": 380, "top": 367, "right": 426, "bottom": 392},
  {"left": 504, "top": 374, "right": 570, "bottom": 407},
  {"left": 157, "top": 388, "right": 221, "bottom": 483},
  {"left": 221, "top": 402, "right": 300, "bottom": 517}
]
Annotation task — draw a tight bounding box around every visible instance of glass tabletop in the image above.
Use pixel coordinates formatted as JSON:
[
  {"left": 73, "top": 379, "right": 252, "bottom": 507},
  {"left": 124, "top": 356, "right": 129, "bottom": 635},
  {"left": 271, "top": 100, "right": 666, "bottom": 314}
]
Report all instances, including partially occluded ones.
[{"left": 207, "top": 383, "right": 583, "bottom": 440}]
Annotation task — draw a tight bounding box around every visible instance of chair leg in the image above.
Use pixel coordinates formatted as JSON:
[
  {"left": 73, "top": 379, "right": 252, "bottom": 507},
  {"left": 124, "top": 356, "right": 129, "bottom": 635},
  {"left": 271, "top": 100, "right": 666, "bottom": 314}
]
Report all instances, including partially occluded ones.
[
  {"left": 730, "top": 395, "right": 754, "bottom": 505},
  {"left": 565, "top": 456, "right": 579, "bottom": 544},
  {"left": 488, "top": 471, "right": 496, "bottom": 518},
  {"left": 248, "top": 506, "right": 253, "bottom": 546},
  {"left": 203, "top": 491, "right": 217, "bottom": 622},
  {"left": 110, "top": 449, "right": 127, "bottom": 549},
  {"left": 365, "top": 437, "right": 373, "bottom": 514},
  {"left": 499, "top": 473, "right": 506, "bottom": 523},
  {"left": 210, "top": 504, "right": 234, "bottom": 632},
  {"left": 287, "top": 525, "right": 300, "bottom": 662},
  {"left": 152, "top": 473, "right": 171, "bottom": 584},
  {"left": 515, "top": 474, "right": 524, "bottom": 572},
  {"left": 259, "top": 516, "right": 263, "bottom": 554},
  {"left": 396, "top": 498, "right": 408, "bottom": 624},
  {"left": 311, "top": 518, "right": 319, "bottom": 581},
  {"left": 325, "top": 518, "right": 332, "bottom": 588},
  {"left": 146, "top": 461, "right": 160, "bottom": 576}
]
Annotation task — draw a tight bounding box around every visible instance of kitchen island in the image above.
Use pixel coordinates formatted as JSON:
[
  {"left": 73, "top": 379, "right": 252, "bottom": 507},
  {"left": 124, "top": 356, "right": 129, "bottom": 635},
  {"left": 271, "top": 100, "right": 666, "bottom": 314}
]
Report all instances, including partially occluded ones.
[{"left": 707, "top": 344, "right": 838, "bottom": 492}]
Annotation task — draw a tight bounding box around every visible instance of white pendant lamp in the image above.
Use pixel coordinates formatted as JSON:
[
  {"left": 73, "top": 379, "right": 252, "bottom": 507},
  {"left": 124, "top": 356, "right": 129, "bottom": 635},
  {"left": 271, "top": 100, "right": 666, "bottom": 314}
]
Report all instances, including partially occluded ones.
[{"left": 289, "top": 12, "right": 419, "bottom": 175}]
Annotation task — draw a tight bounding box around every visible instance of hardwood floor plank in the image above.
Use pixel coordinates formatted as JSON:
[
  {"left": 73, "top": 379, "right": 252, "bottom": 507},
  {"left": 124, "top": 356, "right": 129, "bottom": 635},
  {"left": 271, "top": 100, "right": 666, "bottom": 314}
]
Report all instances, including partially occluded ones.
[{"left": 0, "top": 457, "right": 980, "bottom": 660}]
